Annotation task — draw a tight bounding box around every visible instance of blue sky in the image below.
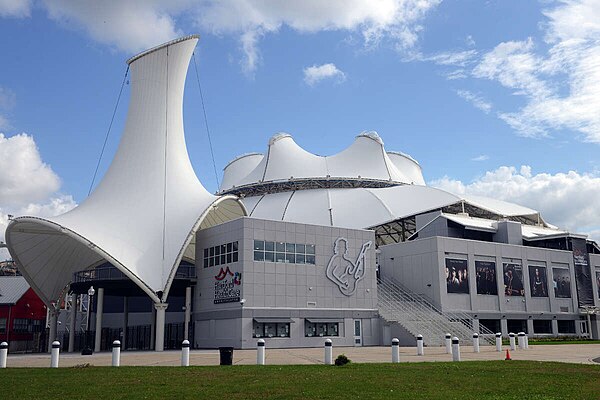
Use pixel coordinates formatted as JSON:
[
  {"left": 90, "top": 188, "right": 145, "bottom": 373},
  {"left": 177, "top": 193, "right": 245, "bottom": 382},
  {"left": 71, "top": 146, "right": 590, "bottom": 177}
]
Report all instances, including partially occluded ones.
[{"left": 1, "top": 0, "right": 600, "bottom": 251}]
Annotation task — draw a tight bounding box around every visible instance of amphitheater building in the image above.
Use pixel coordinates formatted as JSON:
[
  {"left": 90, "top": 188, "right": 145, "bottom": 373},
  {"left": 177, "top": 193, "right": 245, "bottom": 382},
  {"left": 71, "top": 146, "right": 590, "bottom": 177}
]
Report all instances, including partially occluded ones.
[{"left": 5, "top": 36, "right": 600, "bottom": 352}]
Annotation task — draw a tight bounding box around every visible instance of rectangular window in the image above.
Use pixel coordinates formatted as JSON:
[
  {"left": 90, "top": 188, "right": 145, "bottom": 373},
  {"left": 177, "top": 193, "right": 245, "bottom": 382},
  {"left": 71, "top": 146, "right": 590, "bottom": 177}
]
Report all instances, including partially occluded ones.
[
  {"left": 479, "top": 319, "right": 501, "bottom": 334},
  {"left": 275, "top": 252, "right": 286, "bottom": 263},
  {"left": 304, "top": 321, "right": 339, "bottom": 337},
  {"left": 204, "top": 241, "right": 239, "bottom": 267},
  {"left": 557, "top": 320, "right": 576, "bottom": 334},
  {"left": 0, "top": 318, "right": 6, "bottom": 333},
  {"left": 254, "top": 251, "right": 264, "bottom": 261},
  {"left": 264, "top": 323, "right": 276, "bottom": 338},
  {"left": 253, "top": 240, "right": 316, "bottom": 265},
  {"left": 276, "top": 323, "right": 290, "bottom": 338},
  {"left": 507, "top": 319, "right": 528, "bottom": 334},
  {"left": 533, "top": 320, "right": 552, "bottom": 334},
  {"left": 253, "top": 322, "right": 291, "bottom": 338},
  {"left": 31, "top": 319, "right": 43, "bottom": 333},
  {"left": 13, "top": 318, "right": 30, "bottom": 333}
]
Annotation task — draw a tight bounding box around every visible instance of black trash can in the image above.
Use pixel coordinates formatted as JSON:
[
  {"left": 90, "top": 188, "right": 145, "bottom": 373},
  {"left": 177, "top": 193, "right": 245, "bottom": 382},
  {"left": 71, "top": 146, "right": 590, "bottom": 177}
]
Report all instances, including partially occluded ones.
[{"left": 219, "top": 347, "right": 234, "bottom": 365}]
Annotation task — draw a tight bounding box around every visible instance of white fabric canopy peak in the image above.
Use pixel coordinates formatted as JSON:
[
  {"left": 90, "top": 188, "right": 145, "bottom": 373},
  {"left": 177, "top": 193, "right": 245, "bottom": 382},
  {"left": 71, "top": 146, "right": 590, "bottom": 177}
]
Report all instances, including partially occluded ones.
[{"left": 5, "top": 35, "right": 246, "bottom": 305}]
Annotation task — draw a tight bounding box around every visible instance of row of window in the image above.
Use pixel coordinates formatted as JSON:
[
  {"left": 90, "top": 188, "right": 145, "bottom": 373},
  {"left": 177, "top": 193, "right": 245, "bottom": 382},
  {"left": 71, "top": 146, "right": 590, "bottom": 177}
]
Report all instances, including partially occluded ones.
[
  {"left": 253, "top": 240, "right": 316, "bottom": 264},
  {"left": 479, "top": 319, "right": 576, "bottom": 334},
  {"left": 203, "top": 241, "right": 239, "bottom": 268},
  {"left": 252, "top": 321, "right": 340, "bottom": 338},
  {"left": 0, "top": 318, "right": 44, "bottom": 334}
]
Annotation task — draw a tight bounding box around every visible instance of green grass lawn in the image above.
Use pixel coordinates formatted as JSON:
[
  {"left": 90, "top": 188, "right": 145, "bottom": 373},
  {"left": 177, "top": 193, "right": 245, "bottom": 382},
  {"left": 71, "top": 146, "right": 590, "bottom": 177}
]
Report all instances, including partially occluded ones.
[{"left": 1, "top": 361, "right": 599, "bottom": 400}]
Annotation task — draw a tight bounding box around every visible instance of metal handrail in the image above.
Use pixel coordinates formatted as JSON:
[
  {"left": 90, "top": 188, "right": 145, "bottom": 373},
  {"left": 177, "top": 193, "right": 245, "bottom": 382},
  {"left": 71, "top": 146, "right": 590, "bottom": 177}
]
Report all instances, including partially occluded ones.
[{"left": 378, "top": 276, "right": 495, "bottom": 346}]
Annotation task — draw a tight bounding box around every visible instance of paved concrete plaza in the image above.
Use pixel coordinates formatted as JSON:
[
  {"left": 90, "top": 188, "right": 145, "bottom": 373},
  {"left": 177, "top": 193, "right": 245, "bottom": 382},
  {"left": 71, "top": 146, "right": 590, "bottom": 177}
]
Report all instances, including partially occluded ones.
[{"left": 4, "top": 344, "right": 600, "bottom": 368}]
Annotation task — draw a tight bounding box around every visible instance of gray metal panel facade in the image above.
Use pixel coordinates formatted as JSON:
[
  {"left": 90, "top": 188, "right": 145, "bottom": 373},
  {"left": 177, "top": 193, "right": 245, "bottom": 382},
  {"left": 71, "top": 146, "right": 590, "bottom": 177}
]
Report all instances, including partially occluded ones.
[
  {"left": 380, "top": 236, "right": 596, "bottom": 336},
  {"left": 193, "top": 217, "right": 379, "bottom": 349}
]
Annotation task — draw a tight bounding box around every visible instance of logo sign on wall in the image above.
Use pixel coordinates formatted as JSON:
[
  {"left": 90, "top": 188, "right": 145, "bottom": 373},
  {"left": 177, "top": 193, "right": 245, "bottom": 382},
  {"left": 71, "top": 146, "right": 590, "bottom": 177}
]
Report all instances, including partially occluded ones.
[
  {"left": 214, "top": 266, "right": 242, "bottom": 304},
  {"left": 326, "top": 238, "right": 372, "bottom": 296}
]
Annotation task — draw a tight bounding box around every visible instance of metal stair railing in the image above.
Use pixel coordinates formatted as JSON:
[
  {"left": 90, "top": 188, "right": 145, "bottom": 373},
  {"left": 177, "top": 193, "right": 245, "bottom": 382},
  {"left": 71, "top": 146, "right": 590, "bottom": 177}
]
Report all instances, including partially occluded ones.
[{"left": 377, "top": 276, "right": 496, "bottom": 346}]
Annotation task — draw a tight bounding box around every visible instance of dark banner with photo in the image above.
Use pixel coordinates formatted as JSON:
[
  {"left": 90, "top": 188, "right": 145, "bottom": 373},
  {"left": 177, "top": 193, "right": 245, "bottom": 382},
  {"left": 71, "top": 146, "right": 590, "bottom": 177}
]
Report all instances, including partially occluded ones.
[
  {"left": 446, "top": 258, "right": 469, "bottom": 294},
  {"left": 596, "top": 271, "right": 600, "bottom": 300},
  {"left": 528, "top": 266, "right": 548, "bottom": 297},
  {"left": 571, "top": 238, "right": 594, "bottom": 307},
  {"left": 476, "top": 260, "right": 497, "bottom": 295},
  {"left": 552, "top": 268, "right": 572, "bottom": 298},
  {"left": 503, "top": 263, "right": 524, "bottom": 296}
]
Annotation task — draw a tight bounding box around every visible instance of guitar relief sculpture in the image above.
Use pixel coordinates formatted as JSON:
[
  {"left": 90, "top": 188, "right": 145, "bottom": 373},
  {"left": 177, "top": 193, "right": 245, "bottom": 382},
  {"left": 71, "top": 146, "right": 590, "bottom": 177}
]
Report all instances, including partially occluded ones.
[{"left": 326, "top": 238, "right": 372, "bottom": 296}]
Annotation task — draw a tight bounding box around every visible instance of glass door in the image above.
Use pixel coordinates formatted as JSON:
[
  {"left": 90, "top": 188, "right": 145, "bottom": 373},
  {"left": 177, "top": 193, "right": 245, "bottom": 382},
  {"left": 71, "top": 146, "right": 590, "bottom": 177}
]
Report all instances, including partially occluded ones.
[{"left": 353, "top": 320, "right": 362, "bottom": 346}]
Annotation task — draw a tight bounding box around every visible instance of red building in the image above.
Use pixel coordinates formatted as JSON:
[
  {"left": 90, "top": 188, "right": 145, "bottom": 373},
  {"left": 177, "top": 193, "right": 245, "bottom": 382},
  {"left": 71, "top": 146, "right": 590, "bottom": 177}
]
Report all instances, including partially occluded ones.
[{"left": 0, "top": 276, "right": 47, "bottom": 352}]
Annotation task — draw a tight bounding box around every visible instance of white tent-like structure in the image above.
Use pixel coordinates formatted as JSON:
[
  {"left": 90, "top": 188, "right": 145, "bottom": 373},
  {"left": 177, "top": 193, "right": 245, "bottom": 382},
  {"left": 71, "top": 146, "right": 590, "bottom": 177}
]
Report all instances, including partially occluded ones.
[
  {"left": 219, "top": 131, "right": 551, "bottom": 244},
  {"left": 5, "top": 35, "right": 246, "bottom": 351}
]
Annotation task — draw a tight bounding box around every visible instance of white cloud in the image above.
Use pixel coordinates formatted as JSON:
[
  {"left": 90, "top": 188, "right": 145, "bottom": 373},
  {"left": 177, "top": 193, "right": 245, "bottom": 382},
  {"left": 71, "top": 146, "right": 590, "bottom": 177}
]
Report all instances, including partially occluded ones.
[
  {"left": 0, "top": 0, "right": 31, "bottom": 18},
  {"left": 470, "top": 1, "right": 600, "bottom": 143},
  {"left": 0, "top": 133, "right": 61, "bottom": 205},
  {"left": 471, "top": 155, "right": 489, "bottom": 162},
  {"left": 0, "top": 195, "right": 76, "bottom": 260},
  {"left": 41, "top": 0, "right": 187, "bottom": 54},
  {"left": 423, "top": 49, "right": 478, "bottom": 67},
  {"left": 430, "top": 165, "right": 600, "bottom": 242},
  {"left": 303, "top": 63, "right": 346, "bottom": 86},
  {"left": 456, "top": 89, "right": 492, "bottom": 113},
  {"left": 444, "top": 69, "right": 467, "bottom": 80},
  {"left": 34, "top": 1, "right": 441, "bottom": 73},
  {"left": 0, "top": 133, "right": 77, "bottom": 259}
]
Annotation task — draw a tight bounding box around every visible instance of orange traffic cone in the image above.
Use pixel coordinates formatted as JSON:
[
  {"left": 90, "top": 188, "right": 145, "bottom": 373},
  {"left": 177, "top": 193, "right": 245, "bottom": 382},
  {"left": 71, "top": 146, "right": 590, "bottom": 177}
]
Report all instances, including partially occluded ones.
[{"left": 505, "top": 349, "right": 511, "bottom": 360}]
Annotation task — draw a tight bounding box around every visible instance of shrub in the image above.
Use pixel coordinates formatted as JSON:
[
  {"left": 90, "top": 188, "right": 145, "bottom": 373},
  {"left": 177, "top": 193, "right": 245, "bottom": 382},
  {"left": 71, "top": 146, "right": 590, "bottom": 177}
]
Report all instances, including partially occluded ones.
[{"left": 334, "top": 354, "right": 351, "bottom": 366}]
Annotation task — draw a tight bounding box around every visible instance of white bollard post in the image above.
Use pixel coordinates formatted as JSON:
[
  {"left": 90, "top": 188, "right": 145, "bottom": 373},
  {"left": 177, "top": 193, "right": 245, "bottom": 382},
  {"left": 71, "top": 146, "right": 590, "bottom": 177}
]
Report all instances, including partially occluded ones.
[
  {"left": 181, "top": 340, "right": 190, "bottom": 367},
  {"left": 509, "top": 333, "right": 516, "bottom": 351},
  {"left": 451, "top": 337, "right": 460, "bottom": 362},
  {"left": 324, "top": 339, "right": 333, "bottom": 365},
  {"left": 416, "top": 334, "right": 424, "bottom": 356},
  {"left": 391, "top": 338, "right": 400, "bottom": 363},
  {"left": 445, "top": 333, "right": 452, "bottom": 354},
  {"left": 495, "top": 333, "right": 502, "bottom": 352},
  {"left": 257, "top": 339, "right": 265, "bottom": 365},
  {"left": 112, "top": 340, "right": 121, "bottom": 367},
  {"left": 524, "top": 334, "right": 529, "bottom": 349},
  {"left": 50, "top": 341, "right": 60, "bottom": 368},
  {"left": 518, "top": 332, "right": 525, "bottom": 350},
  {"left": 472, "top": 333, "right": 480, "bottom": 353},
  {"left": 0, "top": 342, "right": 7, "bottom": 368}
]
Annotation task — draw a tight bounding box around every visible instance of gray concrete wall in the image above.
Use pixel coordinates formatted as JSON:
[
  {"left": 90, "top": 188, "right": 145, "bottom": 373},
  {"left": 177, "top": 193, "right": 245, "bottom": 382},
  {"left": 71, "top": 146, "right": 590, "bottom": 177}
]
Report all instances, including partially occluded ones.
[
  {"left": 194, "top": 217, "right": 379, "bottom": 349},
  {"left": 379, "top": 236, "right": 587, "bottom": 336}
]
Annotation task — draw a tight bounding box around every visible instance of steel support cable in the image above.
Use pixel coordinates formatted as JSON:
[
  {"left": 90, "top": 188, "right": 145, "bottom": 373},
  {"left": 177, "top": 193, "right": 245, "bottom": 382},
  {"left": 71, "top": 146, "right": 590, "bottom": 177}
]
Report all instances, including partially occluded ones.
[
  {"left": 192, "top": 52, "right": 220, "bottom": 188},
  {"left": 88, "top": 66, "right": 130, "bottom": 196}
]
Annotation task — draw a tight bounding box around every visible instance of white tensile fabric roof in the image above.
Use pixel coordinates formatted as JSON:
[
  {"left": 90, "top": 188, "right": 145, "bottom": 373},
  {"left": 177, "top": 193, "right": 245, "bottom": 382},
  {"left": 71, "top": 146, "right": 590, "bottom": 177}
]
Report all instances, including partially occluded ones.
[
  {"left": 427, "top": 213, "right": 571, "bottom": 240},
  {"left": 220, "top": 131, "right": 426, "bottom": 192},
  {"left": 5, "top": 36, "right": 246, "bottom": 305},
  {"left": 242, "top": 185, "right": 540, "bottom": 230}
]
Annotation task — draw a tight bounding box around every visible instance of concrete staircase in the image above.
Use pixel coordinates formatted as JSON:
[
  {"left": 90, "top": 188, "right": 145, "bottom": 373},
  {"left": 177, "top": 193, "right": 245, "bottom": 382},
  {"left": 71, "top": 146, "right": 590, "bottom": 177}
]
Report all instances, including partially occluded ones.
[{"left": 377, "top": 277, "right": 495, "bottom": 346}]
